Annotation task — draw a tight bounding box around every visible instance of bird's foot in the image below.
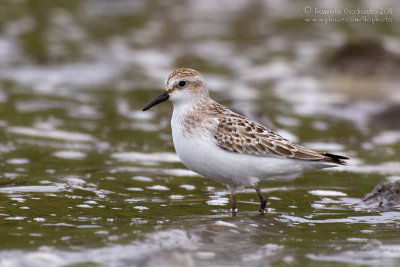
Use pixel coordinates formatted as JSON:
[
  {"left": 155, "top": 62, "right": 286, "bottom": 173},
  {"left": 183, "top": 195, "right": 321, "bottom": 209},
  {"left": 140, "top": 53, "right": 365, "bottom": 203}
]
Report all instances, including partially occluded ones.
[{"left": 258, "top": 199, "right": 267, "bottom": 214}]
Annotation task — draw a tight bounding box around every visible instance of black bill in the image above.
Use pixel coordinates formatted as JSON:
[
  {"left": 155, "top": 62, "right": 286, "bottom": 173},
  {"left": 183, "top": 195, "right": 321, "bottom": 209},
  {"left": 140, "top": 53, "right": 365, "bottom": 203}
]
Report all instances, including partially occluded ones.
[{"left": 142, "top": 91, "right": 169, "bottom": 111}]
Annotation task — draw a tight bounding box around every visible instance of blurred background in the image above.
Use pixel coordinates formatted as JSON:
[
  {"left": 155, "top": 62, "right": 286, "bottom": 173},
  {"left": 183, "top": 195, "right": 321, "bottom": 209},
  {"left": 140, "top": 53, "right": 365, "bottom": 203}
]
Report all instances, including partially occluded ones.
[{"left": 0, "top": 0, "right": 400, "bottom": 266}]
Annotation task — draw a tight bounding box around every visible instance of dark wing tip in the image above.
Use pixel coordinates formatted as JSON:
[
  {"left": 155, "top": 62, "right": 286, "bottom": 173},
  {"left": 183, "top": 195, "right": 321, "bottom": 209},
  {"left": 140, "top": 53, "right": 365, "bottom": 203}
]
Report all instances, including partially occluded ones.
[{"left": 322, "top": 153, "right": 349, "bottom": 165}]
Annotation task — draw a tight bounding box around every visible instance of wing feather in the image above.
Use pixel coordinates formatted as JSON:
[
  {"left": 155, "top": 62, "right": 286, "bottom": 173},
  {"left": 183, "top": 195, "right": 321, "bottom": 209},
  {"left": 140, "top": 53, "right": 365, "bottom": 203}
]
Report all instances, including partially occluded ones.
[{"left": 213, "top": 113, "right": 344, "bottom": 163}]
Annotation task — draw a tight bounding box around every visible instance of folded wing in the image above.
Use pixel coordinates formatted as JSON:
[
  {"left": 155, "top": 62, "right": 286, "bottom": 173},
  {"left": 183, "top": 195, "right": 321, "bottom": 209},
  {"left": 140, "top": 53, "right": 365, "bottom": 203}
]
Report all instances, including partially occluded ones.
[{"left": 213, "top": 114, "right": 348, "bottom": 165}]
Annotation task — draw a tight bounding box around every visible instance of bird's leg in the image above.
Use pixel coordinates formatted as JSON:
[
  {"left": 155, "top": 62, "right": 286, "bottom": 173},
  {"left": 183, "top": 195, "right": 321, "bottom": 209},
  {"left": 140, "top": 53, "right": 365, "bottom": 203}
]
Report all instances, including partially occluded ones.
[
  {"left": 227, "top": 185, "right": 238, "bottom": 214},
  {"left": 254, "top": 184, "right": 267, "bottom": 214},
  {"left": 230, "top": 191, "right": 237, "bottom": 214}
]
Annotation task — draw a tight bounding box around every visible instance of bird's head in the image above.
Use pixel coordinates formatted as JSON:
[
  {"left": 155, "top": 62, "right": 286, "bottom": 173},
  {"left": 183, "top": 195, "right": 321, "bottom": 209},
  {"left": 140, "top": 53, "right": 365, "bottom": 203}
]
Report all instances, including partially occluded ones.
[{"left": 142, "top": 68, "right": 208, "bottom": 111}]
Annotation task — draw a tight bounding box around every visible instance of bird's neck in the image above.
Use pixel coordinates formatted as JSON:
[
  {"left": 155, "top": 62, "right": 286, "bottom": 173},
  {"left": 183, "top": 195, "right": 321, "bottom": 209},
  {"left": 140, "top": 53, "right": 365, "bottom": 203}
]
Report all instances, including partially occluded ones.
[
  {"left": 171, "top": 97, "right": 215, "bottom": 133},
  {"left": 172, "top": 95, "right": 211, "bottom": 116}
]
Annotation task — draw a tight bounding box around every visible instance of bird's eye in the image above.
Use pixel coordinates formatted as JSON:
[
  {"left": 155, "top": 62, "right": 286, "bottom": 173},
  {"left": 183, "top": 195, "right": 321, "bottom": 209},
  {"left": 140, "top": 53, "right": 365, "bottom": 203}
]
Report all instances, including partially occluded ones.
[{"left": 178, "top": 80, "right": 186, "bottom": 87}]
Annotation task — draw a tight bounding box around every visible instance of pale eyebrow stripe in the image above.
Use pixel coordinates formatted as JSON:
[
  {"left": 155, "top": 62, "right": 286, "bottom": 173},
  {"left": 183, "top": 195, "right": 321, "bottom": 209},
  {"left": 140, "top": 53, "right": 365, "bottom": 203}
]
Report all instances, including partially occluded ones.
[{"left": 167, "top": 76, "right": 202, "bottom": 89}]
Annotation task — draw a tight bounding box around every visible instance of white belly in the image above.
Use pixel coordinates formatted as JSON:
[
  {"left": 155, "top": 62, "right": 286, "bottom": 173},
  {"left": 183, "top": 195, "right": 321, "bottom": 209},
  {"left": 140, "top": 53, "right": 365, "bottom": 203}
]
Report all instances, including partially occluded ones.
[{"left": 171, "top": 123, "right": 326, "bottom": 189}]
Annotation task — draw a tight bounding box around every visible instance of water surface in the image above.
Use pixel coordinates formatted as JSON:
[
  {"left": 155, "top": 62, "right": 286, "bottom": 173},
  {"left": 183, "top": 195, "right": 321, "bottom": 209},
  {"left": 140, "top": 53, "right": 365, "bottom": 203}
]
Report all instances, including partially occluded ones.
[{"left": 0, "top": 0, "right": 400, "bottom": 266}]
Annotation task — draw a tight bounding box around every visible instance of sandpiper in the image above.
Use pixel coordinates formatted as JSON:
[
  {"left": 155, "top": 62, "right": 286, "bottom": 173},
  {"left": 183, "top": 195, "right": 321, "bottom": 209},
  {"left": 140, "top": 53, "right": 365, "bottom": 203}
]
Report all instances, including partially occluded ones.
[{"left": 143, "top": 68, "right": 348, "bottom": 213}]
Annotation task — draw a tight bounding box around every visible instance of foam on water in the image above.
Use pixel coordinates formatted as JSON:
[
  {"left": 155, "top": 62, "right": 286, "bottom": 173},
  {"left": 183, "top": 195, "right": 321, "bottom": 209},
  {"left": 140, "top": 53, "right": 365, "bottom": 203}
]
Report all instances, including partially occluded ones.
[
  {"left": 0, "top": 63, "right": 120, "bottom": 91},
  {"left": 332, "top": 161, "right": 400, "bottom": 175},
  {"left": 0, "top": 184, "right": 66, "bottom": 193},
  {"left": 131, "top": 176, "right": 153, "bottom": 182},
  {"left": 111, "top": 152, "right": 180, "bottom": 163},
  {"left": 206, "top": 197, "right": 230, "bottom": 206},
  {"left": 309, "top": 190, "right": 347, "bottom": 197},
  {"left": 6, "top": 158, "right": 30, "bottom": 165},
  {"left": 146, "top": 185, "right": 170, "bottom": 191},
  {"left": 52, "top": 150, "right": 87, "bottom": 159},
  {"left": 215, "top": 220, "right": 237, "bottom": 228},
  {"left": 8, "top": 127, "right": 95, "bottom": 142},
  {"left": 111, "top": 166, "right": 199, "bottom": 177},
  {"left": 0, "top": 229, "right": 199, "bottom": 267},
  {"left": 372, "top": 131, "right": 400, "bottom": 145},
  {"left": 282, "top": 211, "right": 400, "bottom": 224},
  {"left": 180, "top": 184, "right": 196, "bottom": 190},
  {"left": 307, "top": 244, "right": 400, "bottom": 266}
]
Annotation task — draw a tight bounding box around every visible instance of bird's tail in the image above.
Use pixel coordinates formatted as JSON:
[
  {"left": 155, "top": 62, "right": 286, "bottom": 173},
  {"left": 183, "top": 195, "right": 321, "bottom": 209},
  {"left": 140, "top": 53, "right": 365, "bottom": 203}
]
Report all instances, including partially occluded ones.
[{"left": 322, "top": 153, "right": 349, "bottom": 165}]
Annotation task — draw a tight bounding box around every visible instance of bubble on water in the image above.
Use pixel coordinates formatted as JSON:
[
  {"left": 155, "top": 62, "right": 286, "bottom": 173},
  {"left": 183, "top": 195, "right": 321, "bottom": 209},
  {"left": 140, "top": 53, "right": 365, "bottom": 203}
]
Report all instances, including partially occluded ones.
[
  {"left": 111, "top": 166, "right": 198, "bottom": 177},
  {"left": 10, "top": 197, "right": 25, "bottom": 202},
  {"left": 269, "top": 197, "right": 281, "bottom": 200},
  {"left": 125, "top": 198, "right": 148, "bottom": 203},
  {"left": 133, "top": 206, "right": 149, "bottom": 211},
  {"left": 311, "top": 204, "right": 326, "bottom": 209},
  {"left": 84, "top": 200, "right": 98, "bottom": 205},
  {"left": 111, "top": 152, "right": 180, "bottom": 163},
  {"left": 65, "top": 177, "right": 86, "bottom": 187},
  {"left": 309, "top": 190, "right": 347, "bottom": 197},
  {"left": 127, "top": 187, "right": 143, "bottom": 191},
  {"left": 169, "top": 195, "right": 184, "bottom": 200},
  {"left": 215, "top": 221, "right": 237, "bottom": 228},
  {"left": 5, "top": 216, "right": 26, "bottom": 220},
  {"left": 146, "top": 185, "right": 170, "bottom": 191},
  {"left": 6, "top": 158, "right": 30, "bottom": 164},
  {"left": 8, "top": 126, "right": 95, "bottom": 142},
  {"left": 53, "top": 150, "right": 87, "bottom": 159},
  {"left": 360, "top": 230, "right": 374, "bottom": 234},
  {"left": 372, "top": 130, "right": 400, "bottom": 145},
  {"left": 163, "top": 169, "right": 198, "bottom": 177},
  {"left": 180, "top": 184, "right": 196, "bottom": 190},
  {"left": 76, "top": 204, "right": 92, "bottom": 208},
  {"left": 95, "top": 230, "right": 109, "bottom": 235},
  {"left": 132, "top": 176, "right": 153, "bottom": 182},
  {"left": 206, "top": 197, "right": 230, "bottom": 206},
  {"left": 0, "top": 184, "right": 66, "bottom": 193}
]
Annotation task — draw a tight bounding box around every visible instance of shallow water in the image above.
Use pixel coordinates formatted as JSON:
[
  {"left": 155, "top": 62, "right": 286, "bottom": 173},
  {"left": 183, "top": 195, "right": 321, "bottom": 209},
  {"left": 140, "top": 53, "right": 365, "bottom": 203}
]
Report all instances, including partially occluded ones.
[{"left": 1, "top": 0, "right": 400, "bottom": 266}]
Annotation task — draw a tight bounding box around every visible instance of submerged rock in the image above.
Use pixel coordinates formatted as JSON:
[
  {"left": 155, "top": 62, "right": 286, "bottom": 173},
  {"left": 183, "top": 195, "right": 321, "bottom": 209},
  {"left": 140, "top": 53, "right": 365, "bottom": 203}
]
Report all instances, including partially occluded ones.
[
  {"left": 362, "top": 181, "right": 400, "bottom": 208},
  {"left": 327, "top": 39, "right": 400, "bottom": 77}
]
